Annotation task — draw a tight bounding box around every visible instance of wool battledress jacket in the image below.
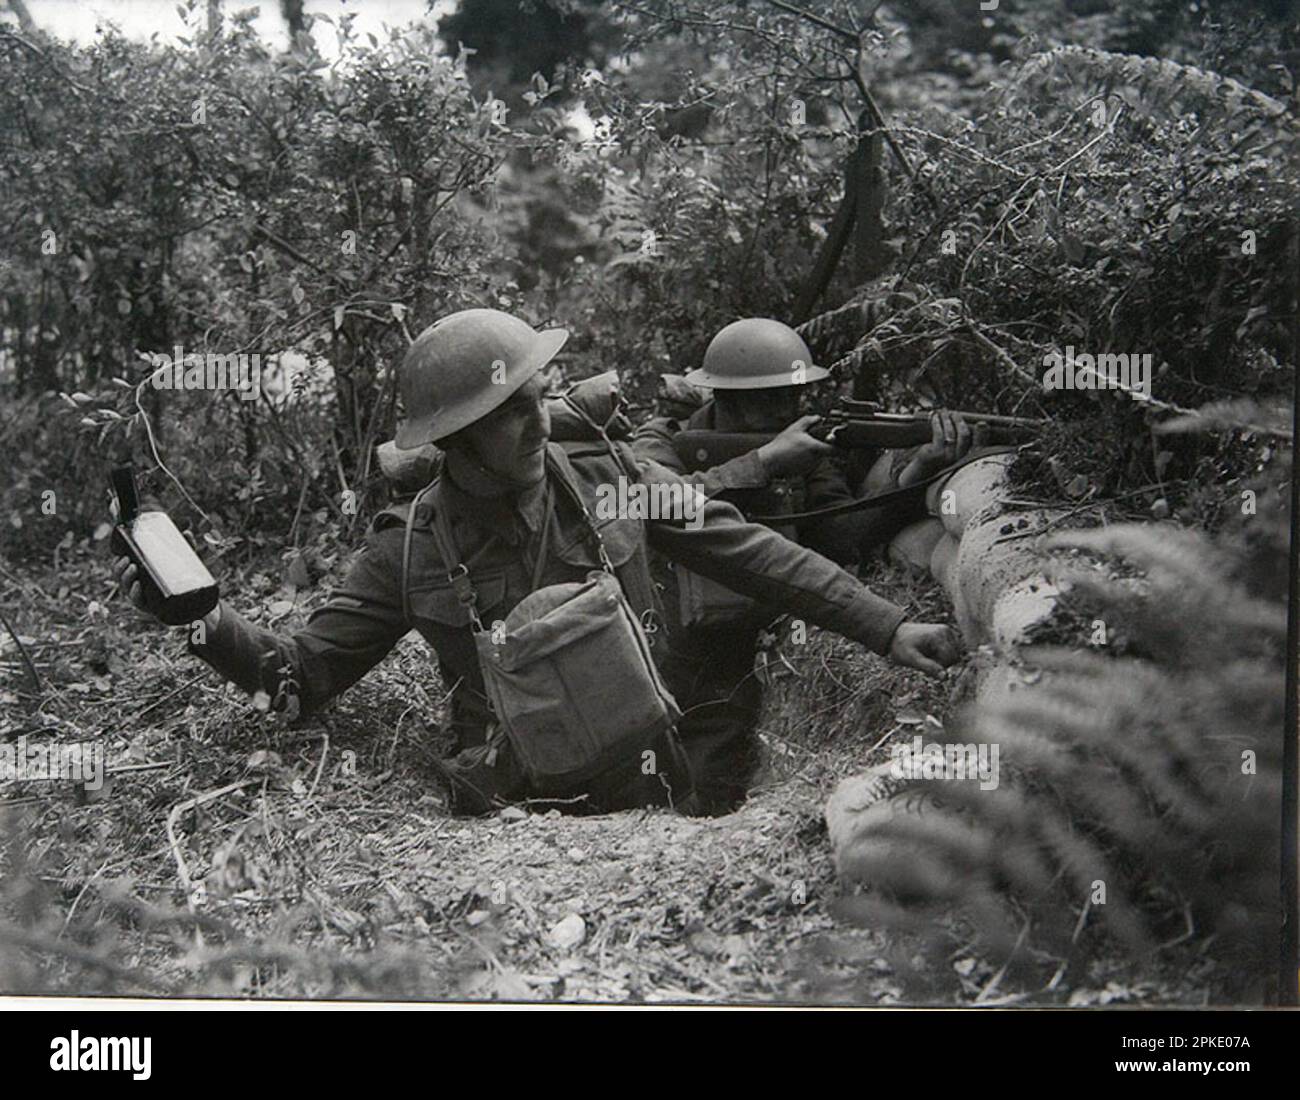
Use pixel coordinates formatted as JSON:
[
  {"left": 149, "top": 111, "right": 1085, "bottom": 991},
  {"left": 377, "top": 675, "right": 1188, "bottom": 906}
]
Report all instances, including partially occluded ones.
[{"left": 188, "top": 439, "right": 907, "bottom": 751}]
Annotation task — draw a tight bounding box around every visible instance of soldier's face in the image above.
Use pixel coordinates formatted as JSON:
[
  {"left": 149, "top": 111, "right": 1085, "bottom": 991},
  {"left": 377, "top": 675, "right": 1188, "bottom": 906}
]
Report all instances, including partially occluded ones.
[
  {"left": 718, "top": 386, "right": 802, "bottom": 431},
  {"left": 460, "top": 373, "right": 552, "bottom": 486}
]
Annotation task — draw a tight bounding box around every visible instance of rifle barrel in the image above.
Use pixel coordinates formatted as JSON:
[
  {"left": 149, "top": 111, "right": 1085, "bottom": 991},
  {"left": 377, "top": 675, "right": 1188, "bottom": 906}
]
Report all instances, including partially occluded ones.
[{"left": 827, "top": 406, "right": 1045, "bottom": 429}]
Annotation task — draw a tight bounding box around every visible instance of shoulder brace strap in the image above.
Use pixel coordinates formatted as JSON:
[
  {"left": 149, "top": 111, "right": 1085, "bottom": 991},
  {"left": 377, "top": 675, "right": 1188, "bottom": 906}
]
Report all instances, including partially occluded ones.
[{"left": 401, "top": 481, "right": 440, "bottom": 625}]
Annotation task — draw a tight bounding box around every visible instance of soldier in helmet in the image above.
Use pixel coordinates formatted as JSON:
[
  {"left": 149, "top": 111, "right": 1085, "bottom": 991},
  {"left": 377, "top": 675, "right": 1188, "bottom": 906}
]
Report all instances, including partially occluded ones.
[
  {"left": 115, "top": 309, "right": 962, "bottom": 815},
  {"left": 633, "top": 318, "right": 978, "bottom": 815},
  {"left": 633, "top": 318, "right": 977, "bottom": 565}
]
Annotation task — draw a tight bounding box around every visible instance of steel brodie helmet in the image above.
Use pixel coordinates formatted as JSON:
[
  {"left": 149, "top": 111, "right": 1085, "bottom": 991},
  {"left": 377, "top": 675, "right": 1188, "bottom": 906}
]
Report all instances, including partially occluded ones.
[
  {"left": 395, "top": 308, "right": 569, "bottom": 448},
  {"left": 684, "top": 318, "right": 828, "bottom": 390}
]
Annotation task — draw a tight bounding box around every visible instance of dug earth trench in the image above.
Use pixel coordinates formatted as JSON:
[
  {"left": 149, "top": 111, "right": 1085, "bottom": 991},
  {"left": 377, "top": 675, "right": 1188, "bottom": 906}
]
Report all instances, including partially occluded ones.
[{"left": 1, "top": 537, "right": 1207, "bottom": 1004}]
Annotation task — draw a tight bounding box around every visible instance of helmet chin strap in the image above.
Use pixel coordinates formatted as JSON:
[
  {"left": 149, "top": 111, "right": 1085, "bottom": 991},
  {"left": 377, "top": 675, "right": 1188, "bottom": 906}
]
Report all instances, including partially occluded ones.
[{"left": 445, "top": 445, "right": 545, "bottom": 498}]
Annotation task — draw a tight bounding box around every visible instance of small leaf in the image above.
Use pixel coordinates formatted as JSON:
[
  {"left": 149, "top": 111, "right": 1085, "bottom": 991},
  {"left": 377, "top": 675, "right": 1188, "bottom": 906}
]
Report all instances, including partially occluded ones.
[
  {"left": 1064, "top": 474, "right": 1090, "bottom": 499},
  {"left": 285, "top": 554, "right": 312, "bottom": 590},
  {"left": 547, "top": 913, "right": 586, "bottom": 950}
]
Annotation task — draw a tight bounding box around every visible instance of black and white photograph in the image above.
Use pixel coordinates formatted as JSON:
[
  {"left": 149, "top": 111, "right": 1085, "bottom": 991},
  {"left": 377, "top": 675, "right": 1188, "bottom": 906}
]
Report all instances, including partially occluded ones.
[{"left": 0, "top": 0, "right": 1296, "bottom": 1046}]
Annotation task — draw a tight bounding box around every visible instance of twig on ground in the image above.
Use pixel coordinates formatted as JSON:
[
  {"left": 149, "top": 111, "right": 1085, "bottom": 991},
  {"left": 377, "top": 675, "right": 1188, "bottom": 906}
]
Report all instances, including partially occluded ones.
[
  {"left": 306, "top": 732, "right": 329, "bottom": 800},
  {"left": 59, "top": 858, "right": 109, "bottom": 939},
  {"left": 166, "top": 778, "right": 261, "bottom": 943},
  {"left": 0, "top": 606, "right": 42, "bottom": 693},
  {"left": 975, "top": 918, "right": 1031, "bottom": 1003}
]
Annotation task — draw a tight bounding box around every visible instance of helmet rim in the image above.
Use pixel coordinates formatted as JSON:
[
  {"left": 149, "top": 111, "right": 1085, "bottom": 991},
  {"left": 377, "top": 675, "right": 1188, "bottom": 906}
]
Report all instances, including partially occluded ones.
[
  {"left": 687, "top": 317, "right": 826, "bottom": 390},
  {"left": 394, "top": 315, "right": 568, "bottom": 449},
  {"left": 682, "top": 362, "right": 830, "bottom": 390}
]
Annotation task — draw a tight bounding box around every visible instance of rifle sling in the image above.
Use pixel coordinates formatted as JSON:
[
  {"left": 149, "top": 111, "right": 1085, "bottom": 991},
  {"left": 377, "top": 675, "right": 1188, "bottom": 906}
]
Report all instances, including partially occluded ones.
[{"left": 748, "top": 445, "right": 1017, "bottom": 525}]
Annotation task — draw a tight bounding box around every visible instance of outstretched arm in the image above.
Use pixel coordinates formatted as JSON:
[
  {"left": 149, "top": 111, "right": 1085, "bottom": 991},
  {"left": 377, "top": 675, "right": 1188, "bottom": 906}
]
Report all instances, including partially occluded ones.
[
  {"left": 116, "top": 529, "right": 411, "bottom": 714},
  {"left": 635, "top": 451, "right": 960, "bottom": 669}
]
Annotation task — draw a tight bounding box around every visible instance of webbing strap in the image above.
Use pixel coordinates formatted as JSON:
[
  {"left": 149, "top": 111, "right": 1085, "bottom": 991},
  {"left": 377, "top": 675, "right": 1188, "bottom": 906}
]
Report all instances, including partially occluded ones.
[
  {"left": 401, "top": 451, "right": 612, "bottom": 628},
  {"left": 529, "top": 481, "right": 554, "bottom": 592},
  {"left": 543, "top": 448, "right": 615, "bottom": 574},
  {"left": 401, "top": 481, "right": 439, "bottom": 625},
  {"left": 749, "top": 445, "right": 1018, "bottom": 524}
]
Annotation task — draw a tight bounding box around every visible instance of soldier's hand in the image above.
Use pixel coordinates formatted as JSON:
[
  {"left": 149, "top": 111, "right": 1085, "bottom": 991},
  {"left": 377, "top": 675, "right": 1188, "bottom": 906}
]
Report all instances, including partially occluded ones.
[
  {"left": 887, "top": 622, "right": 962, "bottom": 676},
  {"left": 756, "top": 415, "right": 835, "bottom": 478},
  {"left": 112, "top": 554, "right": 154, "bottom": 618},
  {"left": 113, "top": 554, "right": 222, "bottom": 631},
  {"left": 899, "top": 412, "right": 984, "bottom": 487}
]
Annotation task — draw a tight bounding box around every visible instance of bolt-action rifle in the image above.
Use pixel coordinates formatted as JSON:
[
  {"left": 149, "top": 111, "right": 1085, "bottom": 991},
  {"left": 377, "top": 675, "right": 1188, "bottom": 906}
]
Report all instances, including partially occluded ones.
[{"left": 672, "top": 400, "right": 1046, "bottom": 470}]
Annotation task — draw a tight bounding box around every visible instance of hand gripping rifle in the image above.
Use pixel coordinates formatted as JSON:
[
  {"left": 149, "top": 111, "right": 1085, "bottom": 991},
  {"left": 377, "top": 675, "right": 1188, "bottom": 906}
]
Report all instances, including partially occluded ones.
[
  {"left": 672, "top": 400, "right": 1046, "bottom": 471},
  {"left": 671, "top": 402, "right": 1045, "bottom": 525}
]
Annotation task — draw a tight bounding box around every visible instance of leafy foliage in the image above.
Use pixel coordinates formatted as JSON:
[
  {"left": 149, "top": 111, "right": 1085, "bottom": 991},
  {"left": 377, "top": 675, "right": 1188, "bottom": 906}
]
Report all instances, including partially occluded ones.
[
  {"left": 837, "top": 509, "right": 1287, "bottom": 1000},
  {"left": 0, "top": 7, "right": 506, "bottom": 558}
]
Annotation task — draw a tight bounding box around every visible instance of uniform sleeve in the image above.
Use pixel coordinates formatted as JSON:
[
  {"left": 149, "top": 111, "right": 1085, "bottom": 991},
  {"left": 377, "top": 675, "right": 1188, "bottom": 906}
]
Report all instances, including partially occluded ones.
[
  {"left": 798, "top": 454, "right": 921, "bottom": 565},
  {"left": 188, "top": 528, "right": 411, "bottom": 713},
  {"left": 802, "top": 455, "right": 858, "bottom": 510},
  {"left": 633, "top": 452, "right": 908, "bottom": 654},
  {"left": 631, "top": 415, "right": 769, "bottom": 497}
]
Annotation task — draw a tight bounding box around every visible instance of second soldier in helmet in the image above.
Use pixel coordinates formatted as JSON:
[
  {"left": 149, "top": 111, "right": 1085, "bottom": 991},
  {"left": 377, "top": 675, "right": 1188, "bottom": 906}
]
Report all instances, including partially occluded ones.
[{"left": 634, "top": 318, "right": 977, "bottom": 815}]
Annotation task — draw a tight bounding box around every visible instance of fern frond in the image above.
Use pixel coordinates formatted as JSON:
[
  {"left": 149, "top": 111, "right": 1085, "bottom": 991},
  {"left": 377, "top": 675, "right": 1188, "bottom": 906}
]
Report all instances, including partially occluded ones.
[
  {"left": 846, "top": 520, "right": 1282, "bottom": 983},
  {"left": 1049, "top": 524, "right": 1225, "bottom": 588}
]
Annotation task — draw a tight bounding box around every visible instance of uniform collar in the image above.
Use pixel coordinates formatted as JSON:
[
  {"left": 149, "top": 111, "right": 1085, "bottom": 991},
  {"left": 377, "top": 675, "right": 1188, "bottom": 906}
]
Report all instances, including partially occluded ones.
[
  {"left": 440, "top": 452, "right": 551, "bottom": 546},
  {"left": 686, "top": 401, "right": 717, "bottom": 430}
]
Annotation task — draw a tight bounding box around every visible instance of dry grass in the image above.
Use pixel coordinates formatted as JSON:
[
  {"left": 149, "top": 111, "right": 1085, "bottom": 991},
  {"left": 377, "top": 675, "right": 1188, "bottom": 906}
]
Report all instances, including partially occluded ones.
[{"left": 0, "top": 548, "right": 1217, "bottom": 1004}]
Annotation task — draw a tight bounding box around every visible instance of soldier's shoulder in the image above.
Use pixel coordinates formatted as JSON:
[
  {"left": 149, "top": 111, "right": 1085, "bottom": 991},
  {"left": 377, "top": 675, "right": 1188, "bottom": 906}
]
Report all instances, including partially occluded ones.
[
  {"left": 372, "top": 502, "right": 411, "bottom": 533},
  {"left": 553, "top": 439, "right": 627, "bottom": 467},
  {"left": 553, "top": 440, "right": 646, "bottom": 490},
  {"left": 633, "top": 414, "right": 682, "bottom": 437},
  {"left": 371, "top": 483, "right": 438, "bottom": 534}
]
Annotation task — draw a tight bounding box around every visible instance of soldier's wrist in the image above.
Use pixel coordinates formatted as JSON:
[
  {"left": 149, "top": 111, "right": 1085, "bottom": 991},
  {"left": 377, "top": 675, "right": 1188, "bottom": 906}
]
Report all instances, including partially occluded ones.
[
  {"left": 898, "top": 458, "right": 927, "bottom": 488},
  {"left": 754, "top": 443, "right": 779, "bottom": 479},
  {"left": 884, "top": 618, "right": 908, "bottom": 652},
  {"left": 189, "top": 604, "right": 222, "bottom": 635}
]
